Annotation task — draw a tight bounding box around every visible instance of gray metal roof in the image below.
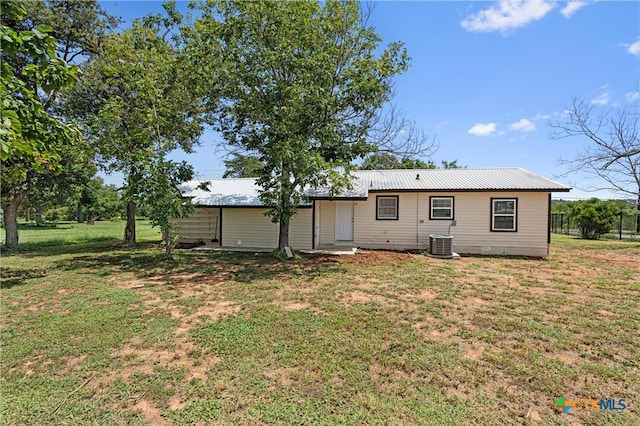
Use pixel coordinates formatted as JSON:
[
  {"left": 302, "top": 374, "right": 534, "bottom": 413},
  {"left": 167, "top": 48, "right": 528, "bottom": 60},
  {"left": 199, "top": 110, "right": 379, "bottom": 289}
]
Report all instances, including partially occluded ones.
[
  {"left": 181, "top": 168, "right": 570, "bottom": 207},
  {"left": 179, "top": 178, "right": 265, "bottom": 207},
  {"left": 353, "top": 168, "right": 571, "bottom": 192}
]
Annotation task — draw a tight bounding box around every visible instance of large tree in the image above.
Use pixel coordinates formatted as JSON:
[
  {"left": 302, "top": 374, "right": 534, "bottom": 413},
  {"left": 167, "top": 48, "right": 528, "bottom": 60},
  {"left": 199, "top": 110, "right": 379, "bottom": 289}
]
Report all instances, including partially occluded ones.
[
  {"left": 1, "top": 0, "right": 118, "bottom": 248},
  {"left": 68, "top": 20, "right": 204, "bottom": 245},
  {"left": 551, "top": 96, "right": 640, "bottom": 232},
  {"left": 188, "top": 0, "right": 426, "bottom": 250},
  {"left": 0, "top": 0, "right": 82, "bottom": 248}
]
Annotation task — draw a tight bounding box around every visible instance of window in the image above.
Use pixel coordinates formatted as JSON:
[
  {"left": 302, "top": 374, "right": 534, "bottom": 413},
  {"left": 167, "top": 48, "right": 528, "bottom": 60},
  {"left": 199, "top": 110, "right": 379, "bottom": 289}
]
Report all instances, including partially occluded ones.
[
  {"left": 491, "top": 198, "right": 517, "bottom": 231},
  {"left": 430, "top": 197, "right": 454, "bottom": 220},
  {"left": 376, "top": 196, "right": 398, "bottom": 220}
]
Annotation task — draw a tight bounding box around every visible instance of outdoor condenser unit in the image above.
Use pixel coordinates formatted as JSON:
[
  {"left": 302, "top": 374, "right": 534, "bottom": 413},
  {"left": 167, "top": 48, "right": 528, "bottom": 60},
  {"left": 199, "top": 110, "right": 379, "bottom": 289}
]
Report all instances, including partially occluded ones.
[{"left": 429, "top": 234, "right": 453, "bottom": 256}]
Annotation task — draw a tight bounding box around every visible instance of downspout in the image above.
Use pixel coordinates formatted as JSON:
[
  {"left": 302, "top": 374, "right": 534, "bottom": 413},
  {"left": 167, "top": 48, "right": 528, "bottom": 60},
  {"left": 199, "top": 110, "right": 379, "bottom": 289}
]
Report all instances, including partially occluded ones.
[
  {"left": 416, "top": 192, "right": 419, "bottom": 248},
  {"left": 547, "top": 193, "right": 551, "bottom": 256},
  {"left": 312, "top": 200, "right": 316, "bottom": 249},
  {"left": 219, "top": 207, "right": 223, "bottom": 247}
]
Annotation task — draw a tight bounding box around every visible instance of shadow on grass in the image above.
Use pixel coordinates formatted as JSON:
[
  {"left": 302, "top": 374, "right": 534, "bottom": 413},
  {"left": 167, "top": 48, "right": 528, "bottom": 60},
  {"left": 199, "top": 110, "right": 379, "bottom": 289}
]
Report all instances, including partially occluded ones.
[
  {"left": 0, "top": 268, "right": 49, "bottom": 289},
  {"left": 0, "top": 237, "right": 163, "bottom": 258},
  {"left": 49, "top": 246, "right": 345, "bottom": 285}
]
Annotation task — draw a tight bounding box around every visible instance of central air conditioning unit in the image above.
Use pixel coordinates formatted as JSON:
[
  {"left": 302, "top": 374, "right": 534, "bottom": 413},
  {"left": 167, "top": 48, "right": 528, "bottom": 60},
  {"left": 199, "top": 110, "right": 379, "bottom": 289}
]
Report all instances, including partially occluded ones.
[{"left": 429, "top": 234, "right": 453, "bottom": 257}]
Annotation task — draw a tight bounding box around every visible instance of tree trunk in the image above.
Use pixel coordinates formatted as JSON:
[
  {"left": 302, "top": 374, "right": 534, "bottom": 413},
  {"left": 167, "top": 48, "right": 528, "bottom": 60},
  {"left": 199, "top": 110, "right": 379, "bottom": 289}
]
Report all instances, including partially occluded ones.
[
  {"left": 35, "top": 207, "right": 44, "bottom": 224},
  {"left": 25, "top": 207, "right": 31, "bottom": 222},
  {"left": 3, "top": 191, "right": 25, "bottom": 249},
  {"left": 77, "top": 201, "right": 83, "bottom": 223},
  {"left": 125, "top": 201, "right": 136, "bottom": 244},
  {"left": 163, "top": 227, "right": 172, "bottom": 261},
  {"left": 278, "top": 218, "right": 289, "bottom": 250}
]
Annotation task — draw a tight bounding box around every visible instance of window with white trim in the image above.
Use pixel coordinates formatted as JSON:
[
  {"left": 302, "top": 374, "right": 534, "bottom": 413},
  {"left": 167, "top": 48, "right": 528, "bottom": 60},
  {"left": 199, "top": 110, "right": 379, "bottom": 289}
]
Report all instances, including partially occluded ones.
[
  {"left": 376, "top": 196, "right": 398, "bottom": 220},
  {"left": 491, "top": 198, "right": 517, "bottom": 231},
  {"left": 430, "top": 196, "right": 454, "bottom": 220}
]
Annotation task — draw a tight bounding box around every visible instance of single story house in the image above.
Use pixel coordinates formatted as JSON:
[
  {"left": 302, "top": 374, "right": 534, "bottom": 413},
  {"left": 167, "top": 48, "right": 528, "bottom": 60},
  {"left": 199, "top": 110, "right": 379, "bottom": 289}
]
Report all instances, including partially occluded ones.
[{"left": 175, "top": 168, "right": 570, "bottom": 257}]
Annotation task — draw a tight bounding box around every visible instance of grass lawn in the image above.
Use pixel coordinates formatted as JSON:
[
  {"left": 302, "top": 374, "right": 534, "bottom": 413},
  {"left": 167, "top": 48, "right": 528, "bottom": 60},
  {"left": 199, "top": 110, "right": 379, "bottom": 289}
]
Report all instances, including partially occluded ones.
[{"left": 1, "top": 223, "right": 638, "bottom": 425}]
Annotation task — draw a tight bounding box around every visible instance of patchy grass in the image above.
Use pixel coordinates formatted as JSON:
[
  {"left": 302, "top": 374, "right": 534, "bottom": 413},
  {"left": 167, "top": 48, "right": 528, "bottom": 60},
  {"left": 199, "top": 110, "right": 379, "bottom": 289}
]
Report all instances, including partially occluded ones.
[{"left": 1, "top": 233, "right": 638, "bottom": 425}]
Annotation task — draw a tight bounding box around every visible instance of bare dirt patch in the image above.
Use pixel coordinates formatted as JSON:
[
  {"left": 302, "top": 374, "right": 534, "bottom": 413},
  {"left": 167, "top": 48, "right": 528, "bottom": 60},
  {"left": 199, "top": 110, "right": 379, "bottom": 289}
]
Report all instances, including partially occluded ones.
[
  {"left": 91, "top": 244, "right": 639, "bottom": 424},
  {"left": 132, "top": 399, "right": 167, "bottom": 426},
  {"left": 340, "top": 289, "right": 391, "bottom": 306}
]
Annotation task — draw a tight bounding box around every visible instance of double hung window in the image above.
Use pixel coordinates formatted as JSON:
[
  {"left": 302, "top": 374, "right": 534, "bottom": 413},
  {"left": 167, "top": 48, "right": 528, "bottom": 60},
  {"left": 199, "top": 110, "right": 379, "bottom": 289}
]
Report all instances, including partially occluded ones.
[
  {"left": 376, "top": 196, "right": 398, "bottom": 220},
  {"left": 491, "top": 198, "right": 517, "bottom": 231}
]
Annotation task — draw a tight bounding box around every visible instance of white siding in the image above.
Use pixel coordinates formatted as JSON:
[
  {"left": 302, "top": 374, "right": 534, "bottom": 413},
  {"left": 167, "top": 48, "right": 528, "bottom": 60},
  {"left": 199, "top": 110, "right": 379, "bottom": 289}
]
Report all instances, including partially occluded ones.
[
  {"left": 447, "top": 192, "right": 550, "bottom": 257},
  {"left": 353, "top": 193, "right": 420, "bottom": 249},
  {"left": 220, "top": 207, "right": 312, "bottom": 250},
  {"left": 173, "top": 207, "right": 219, "bottom": 243},
  {"left": 289, "top": 208, "right": 313, "bottom": 250},
  {"left": 222, "top": 208, "right": 278, "bottom": 248},
  {"left": 317, "top": 201, "right": 336, "bottom": 246},
  {"left": 318, "top": 192, "right": 551, "bottom": 257}
]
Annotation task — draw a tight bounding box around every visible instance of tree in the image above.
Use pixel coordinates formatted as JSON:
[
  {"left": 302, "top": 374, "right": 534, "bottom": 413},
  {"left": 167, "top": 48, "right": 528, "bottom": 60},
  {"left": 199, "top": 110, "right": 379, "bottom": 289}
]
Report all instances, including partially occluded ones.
[
  {"left": 68, "top": 20, "right": 204, "bottom": 244},
  {"left": 1, "top": 0, "right": 82, "bottom": 248},
  {"left": 570, "top": 198, "right": 618, "bottom": 239},
  {"left": 551, "top": 96, "right": 640, "bottom": 232},
  {"left": 223, "top": 153, "right": 265, "bottom": 178},
  {"left": 139, "top": 159, "right": 194, "bottom": 260},
  {"left": 76, "top": 176, "right": 122, "bottom": 222},
  {"left": 188, "top": 0, "right": 427, "bottom": 250},
  {"left": 21, "top": 141, "right": 97, "bottom": 223},
  {"left": 1, "top": 0, "right": 118, "bottom": 248},
  {"left": 360, "top": 153, "right": 462, "bottom": 170}
]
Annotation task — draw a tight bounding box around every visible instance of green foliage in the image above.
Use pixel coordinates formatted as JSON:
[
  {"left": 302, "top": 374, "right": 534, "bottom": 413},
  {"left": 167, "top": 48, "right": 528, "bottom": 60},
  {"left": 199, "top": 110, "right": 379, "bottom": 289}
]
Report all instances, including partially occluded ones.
[
  {"left": 360, "top": 153, "right": 463, "bottom": 170},
  {"left": 570, "top": 198, "right": 619, "bottom": 239},
  {"left": 1, "top": 0, "right": 88, "bottom": 249},
  {"left": 0, "top": 0, "right": 80, "bottom": 177},
  {"left": 68, "top": 19, "right": 204, "bottom": 243},
  {"left": 551, "top": 199, "right": 573, "bottom": 214},
  {"left": 223, "top": 153, "right": 265, "bottom": 178},
  {"left": 138, "top": 159, "right": 194, "bottom": 259},
  {"left": 188, "top": 0, "right": 409, "bottom": 248},
  {"left": 79, "top": 177, "right": 122, "bottom": 220}
]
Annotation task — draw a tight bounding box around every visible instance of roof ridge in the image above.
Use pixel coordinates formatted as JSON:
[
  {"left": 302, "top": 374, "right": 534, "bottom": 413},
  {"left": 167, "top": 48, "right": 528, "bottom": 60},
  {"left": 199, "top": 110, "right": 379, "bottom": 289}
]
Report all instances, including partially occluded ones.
[{"left": 354, "top": 167, "right": 522, "bottom": 172}]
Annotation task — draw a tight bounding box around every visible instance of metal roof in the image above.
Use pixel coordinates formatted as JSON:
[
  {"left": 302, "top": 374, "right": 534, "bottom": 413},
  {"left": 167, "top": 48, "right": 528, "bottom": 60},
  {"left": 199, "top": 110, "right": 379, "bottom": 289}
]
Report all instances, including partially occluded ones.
[
  {"left": 181, "top": 168, "right": 570, "bottom": 207},
  {"left": 352, "top": 168, "right": 571, "bottom": 192},
  {"left": 179, "top": 178, "right": 265, "bottom": 207}
]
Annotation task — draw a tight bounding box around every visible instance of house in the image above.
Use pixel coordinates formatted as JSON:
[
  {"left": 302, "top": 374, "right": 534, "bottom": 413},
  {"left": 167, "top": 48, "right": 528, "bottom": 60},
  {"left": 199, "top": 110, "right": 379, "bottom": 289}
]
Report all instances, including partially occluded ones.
[{"left": 176, "top": 168, "right": 570, "bottom": 257}]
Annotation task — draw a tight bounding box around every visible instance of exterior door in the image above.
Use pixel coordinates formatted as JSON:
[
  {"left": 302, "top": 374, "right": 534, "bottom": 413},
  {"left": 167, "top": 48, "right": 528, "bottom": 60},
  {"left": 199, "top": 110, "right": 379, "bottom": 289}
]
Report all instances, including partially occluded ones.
[{"left": 335, "top": 201, "right": 354, "bottom": 241}]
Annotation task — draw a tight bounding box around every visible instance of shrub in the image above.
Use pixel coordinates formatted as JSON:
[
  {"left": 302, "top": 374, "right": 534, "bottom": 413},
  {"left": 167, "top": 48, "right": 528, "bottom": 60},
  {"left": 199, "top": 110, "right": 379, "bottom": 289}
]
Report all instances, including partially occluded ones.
[{"left": 570, "top": 198, "right": 618, "bottom": 239}]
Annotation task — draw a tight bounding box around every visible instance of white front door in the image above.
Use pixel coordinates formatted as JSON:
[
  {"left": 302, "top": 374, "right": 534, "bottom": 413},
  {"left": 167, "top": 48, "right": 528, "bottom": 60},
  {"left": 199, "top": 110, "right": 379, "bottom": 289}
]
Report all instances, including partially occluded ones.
[{"left": 335, "top": 201, "right": 354, "bottom": 241}]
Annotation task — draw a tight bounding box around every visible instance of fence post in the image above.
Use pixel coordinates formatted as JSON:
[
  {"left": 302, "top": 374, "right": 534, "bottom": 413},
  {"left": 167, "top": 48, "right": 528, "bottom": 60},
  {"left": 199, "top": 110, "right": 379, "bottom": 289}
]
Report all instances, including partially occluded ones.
[{"left": 619, "top": 211, "right": 623, "bottom": 240}]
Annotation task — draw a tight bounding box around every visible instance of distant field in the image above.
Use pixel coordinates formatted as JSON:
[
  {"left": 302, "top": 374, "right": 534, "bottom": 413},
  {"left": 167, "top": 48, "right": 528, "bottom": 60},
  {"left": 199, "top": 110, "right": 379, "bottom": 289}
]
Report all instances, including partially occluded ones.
[
  {"left": 1, "top": 227, "right": 638, "bottom": 425},
  {"left": 0, "top": 220, "right": 161, "bottom": 249}
]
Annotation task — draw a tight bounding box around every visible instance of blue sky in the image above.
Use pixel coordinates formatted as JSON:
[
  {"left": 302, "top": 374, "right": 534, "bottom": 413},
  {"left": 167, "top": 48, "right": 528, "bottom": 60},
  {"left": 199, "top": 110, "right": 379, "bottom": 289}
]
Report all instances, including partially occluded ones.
[{"left": 99, "top": 1, "right": 640, "bottom": 200}]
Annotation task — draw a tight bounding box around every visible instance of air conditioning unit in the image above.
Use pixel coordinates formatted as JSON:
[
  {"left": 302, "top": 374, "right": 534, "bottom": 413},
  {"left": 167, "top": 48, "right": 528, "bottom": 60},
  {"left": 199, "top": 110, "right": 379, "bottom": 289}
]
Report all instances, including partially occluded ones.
[{"left": 429, "top": 234, "right": 453, "bottom": 256}]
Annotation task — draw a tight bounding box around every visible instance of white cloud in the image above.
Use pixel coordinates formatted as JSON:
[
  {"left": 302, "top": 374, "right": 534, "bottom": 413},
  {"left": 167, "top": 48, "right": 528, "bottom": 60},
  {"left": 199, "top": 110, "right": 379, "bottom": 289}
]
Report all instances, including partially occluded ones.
[
  {"left": 626, "top": 91, "right": 640, "bottom": 103},
  {"left": 461, "top": 0, "right": 555, "bottom": 33},
  {"left": 531, "top": 113, "right": 551, "bottom": 121},
  {"left": 628, "top": 39, "right": 640, "bottom": 56},
  {"left": 468, "top": 122, "right": 498, "bottom": 136},
  {"left": 560, "top": 1, "right": 587, "bottom": 18},
  {"left": 590, "top": 92, "right": 610, "bottom": 106},
  {"left": 509, "top": 118, "right": 536, "bottom": 132}
]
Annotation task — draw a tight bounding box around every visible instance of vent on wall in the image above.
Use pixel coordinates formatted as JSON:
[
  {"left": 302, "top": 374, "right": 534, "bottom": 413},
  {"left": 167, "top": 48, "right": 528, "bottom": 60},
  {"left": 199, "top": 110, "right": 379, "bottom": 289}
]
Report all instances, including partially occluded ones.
[{"left": 429, "top": 234, "right": 453, "bottom": 256}]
